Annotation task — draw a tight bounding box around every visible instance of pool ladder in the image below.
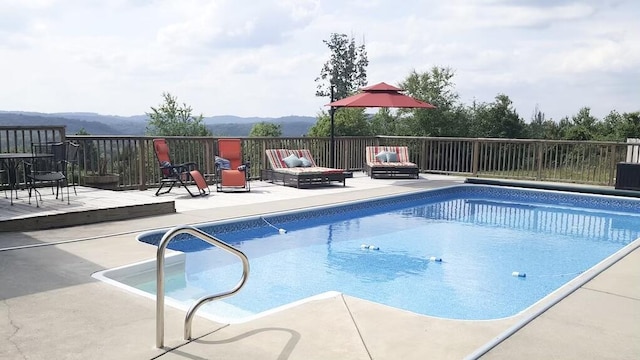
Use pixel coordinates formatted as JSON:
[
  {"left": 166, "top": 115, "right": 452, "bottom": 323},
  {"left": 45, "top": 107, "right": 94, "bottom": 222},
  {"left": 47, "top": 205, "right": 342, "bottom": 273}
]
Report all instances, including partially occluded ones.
[{"left": 155, "top": 225, "right": 250, "bottom": 348}]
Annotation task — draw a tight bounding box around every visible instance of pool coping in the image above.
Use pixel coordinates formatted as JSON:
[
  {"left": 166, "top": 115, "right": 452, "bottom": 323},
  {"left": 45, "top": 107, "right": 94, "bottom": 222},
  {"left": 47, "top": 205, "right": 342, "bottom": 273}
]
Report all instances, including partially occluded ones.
[{"left": 465, "top": 177, "right": 640, "bottom": 198}]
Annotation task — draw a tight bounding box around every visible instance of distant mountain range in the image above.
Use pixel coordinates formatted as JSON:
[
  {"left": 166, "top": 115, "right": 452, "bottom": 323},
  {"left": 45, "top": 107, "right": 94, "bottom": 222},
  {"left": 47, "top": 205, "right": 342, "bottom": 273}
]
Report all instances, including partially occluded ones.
[{"left": 0, "top": 111, "right": 317, "bottom": 137}]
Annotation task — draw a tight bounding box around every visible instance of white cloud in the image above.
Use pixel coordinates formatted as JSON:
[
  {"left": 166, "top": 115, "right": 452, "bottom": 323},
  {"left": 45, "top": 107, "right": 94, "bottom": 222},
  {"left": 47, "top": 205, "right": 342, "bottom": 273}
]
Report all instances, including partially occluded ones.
[
  {"left": 0, "top": 0, "right": 638, "bottom": 120},
  {"left": 445, "top": 2, "right": 595, "bottom": 29},
  {"left": 155, "top": 0, "right": 318, "bottom": 52},
  {"left": 543, "top": 33, "right": 640, "bottom": 75}
]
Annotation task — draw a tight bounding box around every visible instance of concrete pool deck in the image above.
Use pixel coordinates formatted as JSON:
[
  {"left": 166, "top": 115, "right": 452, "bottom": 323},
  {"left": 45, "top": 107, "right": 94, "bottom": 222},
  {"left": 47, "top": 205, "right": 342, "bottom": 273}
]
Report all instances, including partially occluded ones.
[{"left": 0, "top": 174, "right": 638, "bottom": 359}]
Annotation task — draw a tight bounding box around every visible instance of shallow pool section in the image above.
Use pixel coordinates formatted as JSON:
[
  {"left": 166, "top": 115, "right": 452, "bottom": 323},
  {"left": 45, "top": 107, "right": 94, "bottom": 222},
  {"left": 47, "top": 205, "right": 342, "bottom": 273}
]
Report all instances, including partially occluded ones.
[{"left": 94, "top": 185, "right": 640, "bottom": 322}]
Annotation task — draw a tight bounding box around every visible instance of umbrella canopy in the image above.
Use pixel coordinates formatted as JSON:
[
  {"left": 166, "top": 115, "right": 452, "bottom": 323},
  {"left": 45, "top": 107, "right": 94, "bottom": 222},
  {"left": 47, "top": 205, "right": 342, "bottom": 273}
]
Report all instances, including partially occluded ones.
[
  {"left": 327, "top": 82, "right": 436, "bottom": 109},
  {"left": 324, "top": 82, "right": 435, "bottom": 167}
]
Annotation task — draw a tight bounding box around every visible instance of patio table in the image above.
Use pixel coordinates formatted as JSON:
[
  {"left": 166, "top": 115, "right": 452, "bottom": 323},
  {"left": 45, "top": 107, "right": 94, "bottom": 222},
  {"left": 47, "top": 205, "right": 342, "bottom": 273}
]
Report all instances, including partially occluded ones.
[{"left": 0, "top": 152, "right": 53, "bottom": 205}]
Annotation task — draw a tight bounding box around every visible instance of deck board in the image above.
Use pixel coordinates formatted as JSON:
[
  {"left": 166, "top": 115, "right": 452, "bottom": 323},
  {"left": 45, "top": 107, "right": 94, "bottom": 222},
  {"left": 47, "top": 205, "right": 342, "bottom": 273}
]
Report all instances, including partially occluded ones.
[{"left": 0, "top": 186, "right": 175, "bottom": 232}]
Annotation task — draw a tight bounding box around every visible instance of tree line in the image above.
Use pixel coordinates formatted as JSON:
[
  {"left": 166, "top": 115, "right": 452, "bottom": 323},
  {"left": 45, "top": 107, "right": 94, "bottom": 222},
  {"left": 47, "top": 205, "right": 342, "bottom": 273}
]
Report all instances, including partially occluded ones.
[
  {"left": 311, "top": 34, "right": 640, "bottom": 142},
  {"left": 146, "top": 33, "right": 639, "bottom": 142}
]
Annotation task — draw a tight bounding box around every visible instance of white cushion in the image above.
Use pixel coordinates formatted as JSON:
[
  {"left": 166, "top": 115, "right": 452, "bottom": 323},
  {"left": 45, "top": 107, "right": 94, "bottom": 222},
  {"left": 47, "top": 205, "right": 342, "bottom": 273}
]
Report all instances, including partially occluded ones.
[
  {"left": 283, "top": 153, "right": 302, "bottom": 168},
  {"left": 299, "top": 157, "right": 312, "bottom": 167},
  {"left": 375, "top": 151, "right": 389, "bottom": 162}
]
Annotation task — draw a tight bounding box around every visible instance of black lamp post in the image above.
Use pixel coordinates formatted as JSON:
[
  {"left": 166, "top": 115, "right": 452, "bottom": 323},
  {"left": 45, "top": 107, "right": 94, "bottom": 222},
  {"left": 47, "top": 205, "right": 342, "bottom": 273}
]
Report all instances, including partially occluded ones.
[{"left": 329, "top": 85, "right": 336, "bottom": 168}]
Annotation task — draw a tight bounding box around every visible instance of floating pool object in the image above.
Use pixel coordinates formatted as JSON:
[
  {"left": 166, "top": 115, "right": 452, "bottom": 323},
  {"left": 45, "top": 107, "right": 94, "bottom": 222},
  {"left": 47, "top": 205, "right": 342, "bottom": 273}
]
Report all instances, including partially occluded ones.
[
  {"left": 512, "top": 271, "right": 526, "bottom": 277},
  {"left": 278, "top": 228, "right": 287, "bottom": 234},
  {"left": 360, "top": 244, "right": 369, "bottom": 249},
  {"left": 368, "top": 245, "right": 380, "bottom": 250},
  {"left": 429, "top": 256, "right": 442, "bottom": 262}
]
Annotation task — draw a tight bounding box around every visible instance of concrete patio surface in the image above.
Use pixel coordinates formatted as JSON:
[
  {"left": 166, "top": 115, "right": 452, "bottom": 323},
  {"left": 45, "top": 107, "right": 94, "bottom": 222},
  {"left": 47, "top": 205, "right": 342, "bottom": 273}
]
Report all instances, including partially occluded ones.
[
  {"left": 482, "top": 247, "right": 640, "bottom": 360},
  {"left": 0, "top": 173, "right": 638, "bottom": 359}
]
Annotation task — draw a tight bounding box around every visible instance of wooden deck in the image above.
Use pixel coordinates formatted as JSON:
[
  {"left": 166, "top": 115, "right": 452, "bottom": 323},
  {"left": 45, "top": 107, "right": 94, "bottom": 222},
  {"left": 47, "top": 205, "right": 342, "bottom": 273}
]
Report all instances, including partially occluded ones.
[{"left": 0, "top": 186, "right": 175, "bottom": 232}]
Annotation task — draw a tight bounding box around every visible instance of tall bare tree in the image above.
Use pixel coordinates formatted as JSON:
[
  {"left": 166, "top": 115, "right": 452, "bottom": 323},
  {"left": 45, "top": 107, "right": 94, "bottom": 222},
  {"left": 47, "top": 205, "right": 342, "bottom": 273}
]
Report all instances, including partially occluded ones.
[{"left": 315, "top": 33, "right": 368, "bottom": 101}]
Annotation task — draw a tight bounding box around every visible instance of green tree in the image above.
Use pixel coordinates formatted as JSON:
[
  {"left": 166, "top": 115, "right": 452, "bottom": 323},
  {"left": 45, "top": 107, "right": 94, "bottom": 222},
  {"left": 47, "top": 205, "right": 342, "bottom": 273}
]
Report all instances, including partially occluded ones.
[
  {"left": 398, "top": 67, "right": 468, "bottom": 136},
  {"left": 472, "top": 94, "right": 526, "bottom": 138},
  {"left": 315, "top": 33, "right": 368, "bottom": 101},
  {"left": 525, "top": 108, "right": 562, "bottom": 140},
  {"left": 562, "top": 107, "right": 601, "bottom": 141},
  {"left": 146, "top": 92, "right": 211, "bottom": 136},
  {"left": 308, "top": 108, "right": 371, "bottom": 137},
  {"left": 601, "top": 110, "right": 640, "bottom": 141},
  {"left": 370, "top": 108, "right": 401, "bottom": 135},
  {"left": 249, "top": 122, "right": 282, "bottom": 137}
]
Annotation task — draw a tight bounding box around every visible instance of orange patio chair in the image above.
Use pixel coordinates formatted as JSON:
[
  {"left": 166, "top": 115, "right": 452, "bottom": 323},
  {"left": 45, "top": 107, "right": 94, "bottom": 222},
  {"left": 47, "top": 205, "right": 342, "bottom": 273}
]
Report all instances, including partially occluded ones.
[
  {"left": 215, "top": 138, "right": 250, "bottom": 192},
  {"left": 153, "top": 138, "right": 209, "bottom": 197}
]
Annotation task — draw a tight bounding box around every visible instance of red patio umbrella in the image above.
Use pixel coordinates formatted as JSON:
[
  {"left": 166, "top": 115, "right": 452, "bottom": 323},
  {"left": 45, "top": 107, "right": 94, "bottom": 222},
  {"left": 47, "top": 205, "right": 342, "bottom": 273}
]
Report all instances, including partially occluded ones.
[
  {"left": 325, "top": 82, "right": 436, "bottom": 167},
  {"left": 327, "top": 82, "right": 436, "bottom": 109}
]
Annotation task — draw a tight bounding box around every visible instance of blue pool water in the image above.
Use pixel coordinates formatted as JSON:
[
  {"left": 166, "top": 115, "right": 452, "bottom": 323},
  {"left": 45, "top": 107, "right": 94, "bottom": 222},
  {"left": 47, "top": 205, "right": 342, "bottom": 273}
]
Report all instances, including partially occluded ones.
[{"left": 122, "top": 185, "right": 640, "bottom": 321}]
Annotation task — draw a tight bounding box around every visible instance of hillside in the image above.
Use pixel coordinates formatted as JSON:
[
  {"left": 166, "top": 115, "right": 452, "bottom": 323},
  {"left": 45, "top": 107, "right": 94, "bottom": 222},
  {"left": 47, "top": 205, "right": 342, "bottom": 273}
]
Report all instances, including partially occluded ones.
[{"left": 0, "top": 111, "right": 317, "bottom": 136}]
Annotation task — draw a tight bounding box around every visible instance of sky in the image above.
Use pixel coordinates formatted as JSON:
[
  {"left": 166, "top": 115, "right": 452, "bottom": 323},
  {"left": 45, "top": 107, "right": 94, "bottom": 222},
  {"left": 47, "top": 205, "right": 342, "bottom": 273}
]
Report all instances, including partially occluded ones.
[{"left": 1, "top": 0, "right": 638, "bottom": 122}]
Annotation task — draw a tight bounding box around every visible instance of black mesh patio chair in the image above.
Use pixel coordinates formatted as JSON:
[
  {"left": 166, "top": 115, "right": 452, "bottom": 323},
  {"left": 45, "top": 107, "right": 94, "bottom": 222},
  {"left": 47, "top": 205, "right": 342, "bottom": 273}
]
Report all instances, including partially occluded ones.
[
  {"left": 0, "top": 168, "right": 7, "bottom": 199},
  {"left": 24, "top": 141, "right": 77, "bottom": 207}
]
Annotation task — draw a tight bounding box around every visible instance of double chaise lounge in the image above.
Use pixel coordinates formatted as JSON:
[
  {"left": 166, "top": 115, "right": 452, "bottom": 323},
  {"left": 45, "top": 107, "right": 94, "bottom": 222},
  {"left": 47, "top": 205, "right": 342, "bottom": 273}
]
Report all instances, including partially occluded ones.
[
  {"left": 365, "top": 146, "right": 419, "bottom": 179},
  {"left": 262, "top": 149, "right": 347, "bottom": 188}
]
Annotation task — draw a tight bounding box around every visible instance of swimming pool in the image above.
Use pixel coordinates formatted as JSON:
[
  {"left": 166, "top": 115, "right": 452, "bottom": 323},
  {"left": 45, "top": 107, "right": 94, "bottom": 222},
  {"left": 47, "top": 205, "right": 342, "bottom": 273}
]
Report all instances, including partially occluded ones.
[{"left": 93, "top": 185, "right": 640, "bottom": 322}]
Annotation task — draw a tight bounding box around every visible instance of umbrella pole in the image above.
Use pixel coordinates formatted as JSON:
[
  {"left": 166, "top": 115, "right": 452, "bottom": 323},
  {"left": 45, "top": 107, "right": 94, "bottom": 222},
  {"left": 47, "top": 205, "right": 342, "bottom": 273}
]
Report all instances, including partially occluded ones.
[
  {"left": 330, "top": 86, "right": 335, "bottom": 168},
  {"left": 330, "top": 107, "right": 335, "bottom": 168}
]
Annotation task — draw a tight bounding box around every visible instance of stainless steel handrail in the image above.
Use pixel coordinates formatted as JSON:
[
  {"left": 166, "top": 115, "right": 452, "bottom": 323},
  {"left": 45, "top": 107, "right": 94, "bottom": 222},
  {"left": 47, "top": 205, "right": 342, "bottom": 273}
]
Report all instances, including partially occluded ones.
[{"left": 156, "top": 225, "right": 250, "bottom": 348}]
